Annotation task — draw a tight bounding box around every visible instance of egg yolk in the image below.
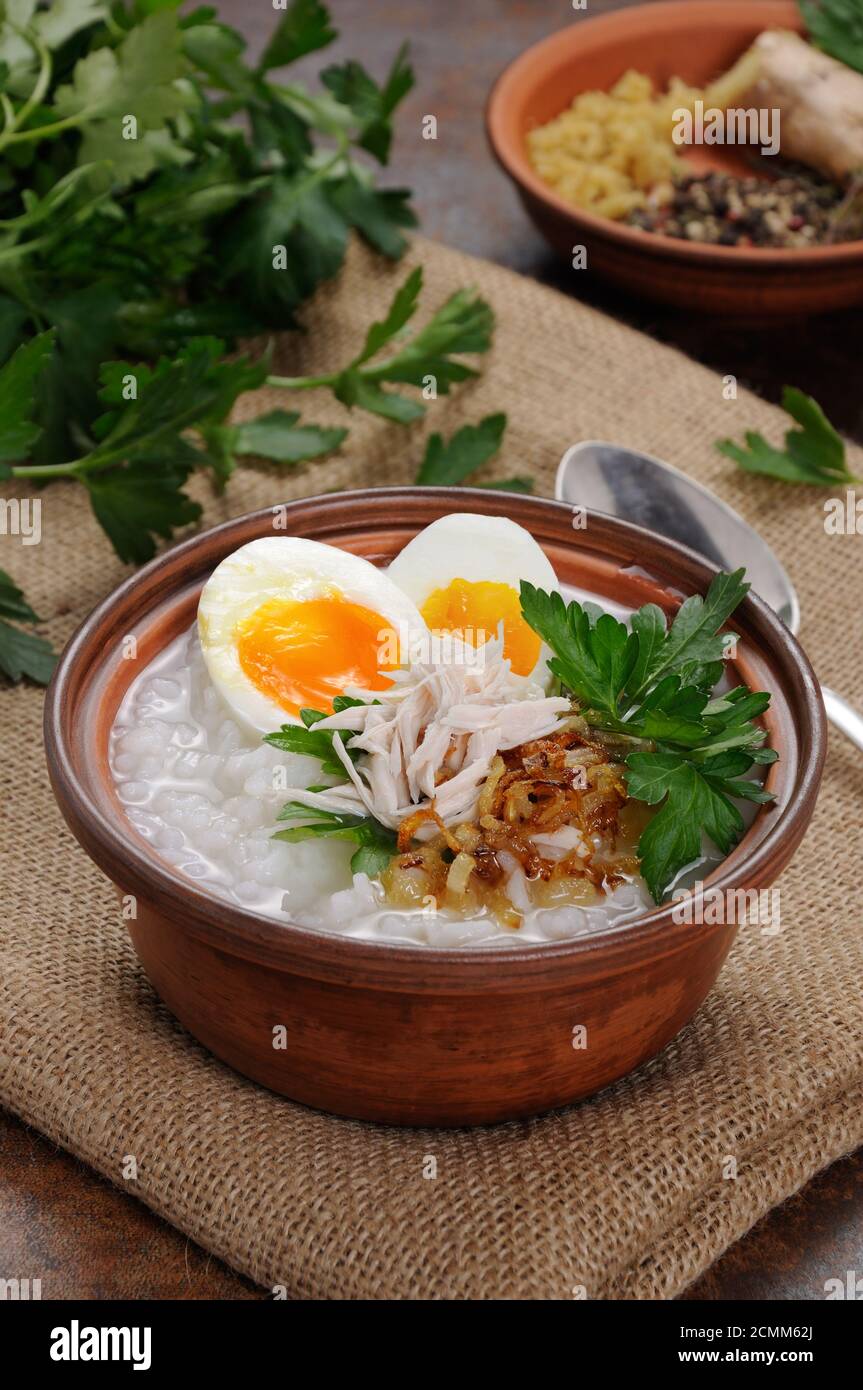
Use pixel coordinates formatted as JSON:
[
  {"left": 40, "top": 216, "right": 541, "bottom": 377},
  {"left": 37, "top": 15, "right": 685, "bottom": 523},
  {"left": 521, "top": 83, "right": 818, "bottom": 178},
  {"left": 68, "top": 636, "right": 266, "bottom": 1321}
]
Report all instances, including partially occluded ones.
[
  {"left": 235, "top": 596, "right": 397, "bottom": 717},
  {"left": 420, "top": 578, "right": 540, "bottom": 677}
]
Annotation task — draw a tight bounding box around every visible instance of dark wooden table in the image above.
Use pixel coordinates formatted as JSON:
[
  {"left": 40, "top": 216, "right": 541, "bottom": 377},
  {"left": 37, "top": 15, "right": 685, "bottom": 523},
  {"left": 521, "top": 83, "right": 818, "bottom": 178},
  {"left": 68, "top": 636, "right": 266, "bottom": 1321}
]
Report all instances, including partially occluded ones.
[{"left": 3, "top": 0, "right": 860, "bottom": 1300}]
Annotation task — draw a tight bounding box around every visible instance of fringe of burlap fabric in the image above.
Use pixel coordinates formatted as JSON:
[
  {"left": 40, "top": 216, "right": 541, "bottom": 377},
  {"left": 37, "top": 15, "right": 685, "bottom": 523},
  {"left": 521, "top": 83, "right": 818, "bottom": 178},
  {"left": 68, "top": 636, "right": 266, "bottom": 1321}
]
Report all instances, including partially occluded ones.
[{"left": 1, "top": 235, "right": 861, "bottom": 1299}]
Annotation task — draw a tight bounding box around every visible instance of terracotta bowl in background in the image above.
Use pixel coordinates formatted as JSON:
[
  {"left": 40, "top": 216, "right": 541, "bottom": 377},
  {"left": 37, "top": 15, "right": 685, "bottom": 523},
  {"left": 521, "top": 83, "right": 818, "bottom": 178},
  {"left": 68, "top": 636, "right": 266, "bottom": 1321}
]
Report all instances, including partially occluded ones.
[
  {"left": 44, "top": 490, "right": 825, "bottom": 1126},
  {"left": 486, "top": 0, "right": 863, "bottom": 316}
]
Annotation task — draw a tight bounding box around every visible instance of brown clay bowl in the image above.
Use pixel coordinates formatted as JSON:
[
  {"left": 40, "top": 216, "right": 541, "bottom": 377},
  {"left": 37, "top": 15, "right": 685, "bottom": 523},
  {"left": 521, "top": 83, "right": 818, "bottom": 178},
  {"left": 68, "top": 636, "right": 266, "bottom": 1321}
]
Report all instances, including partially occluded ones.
[
  {"left": 486, "top": 0, "right": 863, "bottom": 316},
  {"left": 44, "top": 489, "right": 825, "bottom": 1126}
]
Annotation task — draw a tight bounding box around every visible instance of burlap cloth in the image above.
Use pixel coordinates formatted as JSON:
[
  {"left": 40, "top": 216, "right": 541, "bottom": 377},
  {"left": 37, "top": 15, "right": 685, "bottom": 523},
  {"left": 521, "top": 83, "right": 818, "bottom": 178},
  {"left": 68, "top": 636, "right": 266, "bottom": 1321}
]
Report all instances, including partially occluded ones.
[{"left": 2, "top": 235, "right": 862, "bottom": 1300}]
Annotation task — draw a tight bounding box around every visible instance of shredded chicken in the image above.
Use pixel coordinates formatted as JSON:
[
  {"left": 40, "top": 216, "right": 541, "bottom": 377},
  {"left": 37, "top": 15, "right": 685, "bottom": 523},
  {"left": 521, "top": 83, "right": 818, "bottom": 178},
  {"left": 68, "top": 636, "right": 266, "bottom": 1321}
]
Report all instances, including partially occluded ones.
[{"left": 278, "top": 638, "right": 571, "bottom": 831}]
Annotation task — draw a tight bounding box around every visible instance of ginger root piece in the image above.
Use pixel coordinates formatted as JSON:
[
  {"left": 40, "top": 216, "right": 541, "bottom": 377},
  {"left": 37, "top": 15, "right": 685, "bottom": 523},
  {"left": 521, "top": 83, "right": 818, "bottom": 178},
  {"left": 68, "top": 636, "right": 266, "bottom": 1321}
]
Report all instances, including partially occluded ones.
[
  {"left": 702, "top": 45, "right": 764, "bottom": 112},
  {"left": 720, "top": 29, "right": 863, "bottom": 184}
]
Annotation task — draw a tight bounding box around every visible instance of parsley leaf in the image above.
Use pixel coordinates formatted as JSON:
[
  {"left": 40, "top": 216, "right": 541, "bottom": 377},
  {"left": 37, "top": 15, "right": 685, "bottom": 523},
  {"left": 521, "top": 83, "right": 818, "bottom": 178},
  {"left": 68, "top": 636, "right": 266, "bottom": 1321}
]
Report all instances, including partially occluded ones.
[
  {"left": 257, "top": 0, "right": 337, "bottom": 73},
  {"left": 0, "top": 331, "right": 55, "bottom": 469},
  {"left": 32, "top": 0, "right": 108, "bottom": 51},
  {"left": 362, "top": 280, "right": 494, "bottom": 392},
  {"left": 697, "top": 749, "right": 777, "bottom": 805},
  {"left": 800, "top": 0, "right": 863, "bottom": 74},
  {"left": 519, "top": 584, "right": 638, "bottom": 717},
  {"left": 336, "top": 373, "right": 425, "bottom": 424},
  {"left": 73, "top": 338, "right": 267, "bottom": 561},
  {"left": 84, "top": 456, "right": 203, "bottom": 568},
  {"left": 624, "top": 603, "right": 666, "bottom": 699},
  {"left": 217, "top": 174, "right": 350, "bottom": 327},
  {"left": 269, "top": 266, "right": 497, "bottom": 422},
  {"left": 520, "top": 572, "right": 776, "bottom": 903},
  {"left": 325, "top": 173, "right": 416, "bottom": 258},
  {"left": 634, "top": 568, "right": 749, "bottom": 695},
  {"left": 53, "top": 9, "right": 189, "bottom": 183},
  {"left": 321, "top": 42, "right": 413, "bottom": 163},
  {"left": 0, "top": 568, "right": 56, "bottom": 685},
  {"left": 227, "top": 411, "right": 347, "bottom": 465},
  {"left": 626, "top": 741, "right": 776, "bottom": 906},
  {"left": 716, "top": 387, "right": 861, "bottom": 485},
  {"left": 350, "top": 835, "right": 399, "bottom": 878},
  {"left": 273, "top": 802, "right": 397, "bottom": 877},
  {"left": 414, "top": 411, "right": 532, "bottom": 492},
  {"left": 625, "top": 753, "right": 744, "bottom": 903},
  {"left": 264, "top": 700, "right": 365, "bottom": 777},
  {"left": 89, "top": 339, "right": 267, "bottom": 467},
  {"left": 336, "top": 270, "right": 495, "bottom": 418},
  {"left": 417, "top": 412, "right": 511, "bottom": 486},
  {"left": 269, "top": 266, "right": 494, "bottom": 424},
  {"left": 353, "top": 264, "right": 423, "bottom": 364},
  {"left": 481, "top": 476, "right": 535, "bottom": 493}
]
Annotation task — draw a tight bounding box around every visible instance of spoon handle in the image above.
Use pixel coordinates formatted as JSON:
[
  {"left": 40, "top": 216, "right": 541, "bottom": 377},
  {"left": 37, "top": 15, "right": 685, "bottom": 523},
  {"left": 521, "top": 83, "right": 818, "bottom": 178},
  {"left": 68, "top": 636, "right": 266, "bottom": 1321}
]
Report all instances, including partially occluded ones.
[{"left": 821, "top": 687, "right": 863, "bottom": 753}]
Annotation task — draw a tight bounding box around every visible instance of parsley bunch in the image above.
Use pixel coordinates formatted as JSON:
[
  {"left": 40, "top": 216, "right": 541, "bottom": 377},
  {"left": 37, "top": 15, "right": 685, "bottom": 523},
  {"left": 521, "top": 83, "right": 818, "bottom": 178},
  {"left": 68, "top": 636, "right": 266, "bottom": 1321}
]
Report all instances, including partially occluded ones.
[
  {"left": 520, "top": 571, "right": 777, "bottom": 903},
  {"left": 0, "top": 1, "right": 421, "bottom": 462},
  {"left": 0, "top": 2, "right": 509, "bottom": 683}
]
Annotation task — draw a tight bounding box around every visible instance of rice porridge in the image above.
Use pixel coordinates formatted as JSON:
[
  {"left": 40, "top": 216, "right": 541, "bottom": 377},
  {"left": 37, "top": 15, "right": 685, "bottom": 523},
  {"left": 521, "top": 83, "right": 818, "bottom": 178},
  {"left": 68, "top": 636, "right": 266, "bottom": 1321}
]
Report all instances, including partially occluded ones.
[
  {"left": 109, "top": 517, "right": 770, "bottom": 948},
  {"left": 110, "top": 604, "right": 653, "bottom": 948}
]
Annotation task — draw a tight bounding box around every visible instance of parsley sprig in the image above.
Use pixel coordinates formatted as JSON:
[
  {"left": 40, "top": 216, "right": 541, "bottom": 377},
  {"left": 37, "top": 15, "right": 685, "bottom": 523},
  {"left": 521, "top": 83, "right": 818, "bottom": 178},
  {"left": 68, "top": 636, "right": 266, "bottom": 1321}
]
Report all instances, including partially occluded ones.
[
  {"left": 265, "top": 698, "right": 397, "bottom": 875},
  {"left": 4, "top": 334, "right": 346, "bottom": 565},
  {"left": 268, "top": 265, "right": 494, "bottom": 424},
  {"left": 520, "top": 571, "right": 777, "bottom": 903},
  {"left": 273, "top": 804, "right": 397, "bottom": 878},
  {"left": 716, "top": 387, "right": 861, "bottom": 486}
]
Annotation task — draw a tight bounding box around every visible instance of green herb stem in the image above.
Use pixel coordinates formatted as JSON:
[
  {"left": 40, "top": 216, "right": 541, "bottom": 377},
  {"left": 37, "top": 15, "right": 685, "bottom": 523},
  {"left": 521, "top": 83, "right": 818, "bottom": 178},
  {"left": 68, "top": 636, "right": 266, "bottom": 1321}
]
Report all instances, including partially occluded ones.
[
  {"left": 0, "top": 27, "right": 52, "bottom": 153},
  {"left": 10, "top": 460, "right": 84, "bottom": 481},
  {"left": 10, "top": 33, "right": 53, "bottom": 139},
  {"left": 0, "top": 94, "right": 15, "bottom": 136},
  {"left": 0, "top": 107, "right": 84, "bottom": 151},
  {"left": 265, "top": 372, "right": 338, "bottom": 391}
]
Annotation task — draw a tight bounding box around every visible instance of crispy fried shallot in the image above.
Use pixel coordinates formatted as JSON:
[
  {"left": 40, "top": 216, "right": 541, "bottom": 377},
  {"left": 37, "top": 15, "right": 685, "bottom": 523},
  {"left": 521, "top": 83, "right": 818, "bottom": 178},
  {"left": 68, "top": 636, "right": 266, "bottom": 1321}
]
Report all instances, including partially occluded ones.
[{"left": 384, "top": 727, "right": 646, "bottom": 927}]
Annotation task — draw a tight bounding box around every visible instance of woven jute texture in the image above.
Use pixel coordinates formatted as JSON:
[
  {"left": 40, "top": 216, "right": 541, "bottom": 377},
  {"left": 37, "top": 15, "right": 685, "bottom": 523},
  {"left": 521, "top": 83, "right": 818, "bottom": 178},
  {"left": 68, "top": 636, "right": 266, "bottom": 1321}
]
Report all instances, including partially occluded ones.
[{"left": 2, "top": 235, "right": 862, "bottom": 1300}]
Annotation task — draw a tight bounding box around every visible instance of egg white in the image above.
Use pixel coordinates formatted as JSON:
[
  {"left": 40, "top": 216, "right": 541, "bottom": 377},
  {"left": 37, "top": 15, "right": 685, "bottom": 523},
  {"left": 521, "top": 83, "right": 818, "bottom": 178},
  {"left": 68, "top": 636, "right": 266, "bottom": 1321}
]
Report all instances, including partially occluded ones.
[
  {"left": 386, "top": 513, "right": 561, "bottom": 690},
  {"left": 197, "top": 536, "right": 427, "bottom": 733}
]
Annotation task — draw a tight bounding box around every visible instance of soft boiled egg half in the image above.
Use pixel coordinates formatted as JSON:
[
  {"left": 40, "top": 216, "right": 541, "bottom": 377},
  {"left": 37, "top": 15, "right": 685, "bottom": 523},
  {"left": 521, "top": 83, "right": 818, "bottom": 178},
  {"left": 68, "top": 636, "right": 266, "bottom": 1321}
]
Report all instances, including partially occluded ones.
[
  {"left": 198, "top": 536, "right": 426, "bottom": 733},
  {"left": 386, "top": 513, "right": 561, "bottom": 690}
]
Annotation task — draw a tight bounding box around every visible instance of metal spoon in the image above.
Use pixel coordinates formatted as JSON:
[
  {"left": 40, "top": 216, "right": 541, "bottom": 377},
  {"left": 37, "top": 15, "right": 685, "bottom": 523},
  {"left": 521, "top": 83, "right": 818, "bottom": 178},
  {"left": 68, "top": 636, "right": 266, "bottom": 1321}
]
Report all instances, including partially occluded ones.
[{"left": 555, "top": 440, "right": 863, "bottom": 751}]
